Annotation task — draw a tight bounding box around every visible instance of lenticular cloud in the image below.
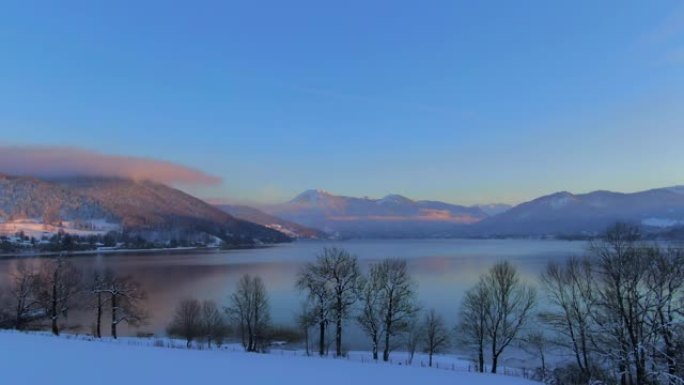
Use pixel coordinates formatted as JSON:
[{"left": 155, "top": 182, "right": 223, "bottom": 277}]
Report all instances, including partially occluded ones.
[{"left": 0, "top": 145, "right": 222, "bottom": 186}]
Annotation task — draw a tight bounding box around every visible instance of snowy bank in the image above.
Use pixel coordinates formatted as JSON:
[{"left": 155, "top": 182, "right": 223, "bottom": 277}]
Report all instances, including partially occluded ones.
[{"left": 0, "top": 332, "right": 540, "bottom": 385}]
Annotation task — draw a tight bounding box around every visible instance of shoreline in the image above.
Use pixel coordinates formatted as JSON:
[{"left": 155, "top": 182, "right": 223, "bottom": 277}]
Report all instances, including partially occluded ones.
[{"left": 0, "top": 243, "right": 280, "bottom": 260}]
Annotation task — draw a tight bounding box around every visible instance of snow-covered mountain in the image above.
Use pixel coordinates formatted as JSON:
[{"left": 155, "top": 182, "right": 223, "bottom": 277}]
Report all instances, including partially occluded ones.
[
  {"left": 0, "top": 175, "right": 290, "bottom": 245},
  {"left": 475, "top": 203, "right": 512, "bottom": 216},
  {"left": 262, "top": 190, "right": 488, "bottom": 238},
  {"left": 216, "top": 204, "right": 327, "bottom": 239},
  {"left": 473, "top": 186, "right": 684, "bottom": 236}
]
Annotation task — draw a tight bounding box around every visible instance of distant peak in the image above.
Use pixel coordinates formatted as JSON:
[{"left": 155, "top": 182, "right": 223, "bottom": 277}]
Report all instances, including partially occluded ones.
[
  {"left": 378, "top": 194, "right": 413, "bottom": 204},
  {"left": 290, "top": 189, "right": 333, "bottom": 203}
]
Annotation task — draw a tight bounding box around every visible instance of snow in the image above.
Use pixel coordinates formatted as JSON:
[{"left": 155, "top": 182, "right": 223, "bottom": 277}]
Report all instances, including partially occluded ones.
[
  {"left": 0, "top": 217, "right": 120, "bottom": 238},
  {"left": 549, "top": 196, "right": 572, "bottom": 209},
  {"left": 642, "top": 217, "right": 683, "bottom": 228},
  {"left": 0, "top": 332, "right": 540, "bottom": 385}
]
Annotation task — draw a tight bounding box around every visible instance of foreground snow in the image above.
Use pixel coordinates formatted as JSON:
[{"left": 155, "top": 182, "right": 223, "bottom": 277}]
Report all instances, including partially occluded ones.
[{"left": 0, "top": 332, "right": 540, "bottom": 385}]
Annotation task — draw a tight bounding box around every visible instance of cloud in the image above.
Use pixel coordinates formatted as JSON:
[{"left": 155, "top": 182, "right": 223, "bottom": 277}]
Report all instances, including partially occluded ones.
[{"left": 0, "top": 145, "right": 222, "bottom": 186}]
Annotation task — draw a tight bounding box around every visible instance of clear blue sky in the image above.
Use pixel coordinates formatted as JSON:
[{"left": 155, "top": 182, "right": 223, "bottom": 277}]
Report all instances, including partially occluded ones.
[{"left": 1, "top": 1, "right": 683, "bottom": 205}]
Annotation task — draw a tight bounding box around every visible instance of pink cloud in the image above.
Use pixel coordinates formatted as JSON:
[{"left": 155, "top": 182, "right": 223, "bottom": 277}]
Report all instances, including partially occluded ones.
[{"left": 0, "top": 145, "right": 222, "bottom": 186}]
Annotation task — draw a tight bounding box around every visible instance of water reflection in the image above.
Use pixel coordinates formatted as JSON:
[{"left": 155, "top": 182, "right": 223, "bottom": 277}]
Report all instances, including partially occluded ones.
[{"left": 0, "top": 239, "right": 585, "bottom": 347}]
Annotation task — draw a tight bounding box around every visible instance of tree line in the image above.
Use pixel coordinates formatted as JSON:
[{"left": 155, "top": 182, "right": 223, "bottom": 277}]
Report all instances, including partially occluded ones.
[{"left": 0, "top": 257, "right": 147, "bottom": 338}]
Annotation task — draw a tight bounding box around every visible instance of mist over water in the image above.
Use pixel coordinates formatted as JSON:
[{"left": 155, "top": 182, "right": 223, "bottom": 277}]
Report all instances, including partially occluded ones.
[{"left": 0, "top": 239, "right": 586, "bottom": 348}]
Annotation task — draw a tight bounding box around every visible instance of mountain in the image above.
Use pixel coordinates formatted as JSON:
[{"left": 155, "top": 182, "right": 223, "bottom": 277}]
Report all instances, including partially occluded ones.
[
  {"left": 0, "top": 175, "right": 290, "bottom": 245},
  {"left": 262, "top": 190, "right": 488, "bottom": 238},
  {"left": 474, "top": 186, "right": 684, "bottom": 236},
  {"left": 216, "top": 204, "right": 326, "bottom": 239},
  {"left": 475, "top": 203, "right": 512, "bottom": 216}
]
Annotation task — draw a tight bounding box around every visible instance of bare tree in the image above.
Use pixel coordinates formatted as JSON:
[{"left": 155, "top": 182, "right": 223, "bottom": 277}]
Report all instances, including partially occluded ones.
[
  {"left": 296, "top": 300, "right": 317, "bottom": 356},
  {"left": 645, "top": 246, "right": 684, "bottom": 384},
  {"left": 539, "top": 256, "right": 596, "bottom": 380},
  {"left": 296, "top": 260, "right": 332, "bottom": 356},
  {"left": 7, "top": 260, "right": 41, "bottom": 329},
  {"left": 483, "top": 261, "right": 536, "bottom": 373},
  {"left": 405, "top": 314, "right": 422, "bottom": 365},
  {"left": 538, "top": 224, "right": 684, "bottom": 385},
  {"left": 167, "top": 298, "right": 202, "bottom": 348},
  {"left": 590, "top": 224, "right": 652, "bottom": 385},
  {"left": 89, "top": 269, "right": 113, "bottom": 338},
  {"left": 457, "top": 279, "right": 490, "bottom": 373},
  {"left": 228, "top": 274, "right": 271, "bottom": 352},
  {"left": 34, "top": 256, "right": 81, "bottom": 335},
  {"left": 356, "top": 273, "right": 384, "bottom": 360},
  {"left": 320, "top": 248, "right": 360, "bottom": 357},
  {"left": 102, "top": 274, "right": 147, "bottom": 339},
  {"left": 373, "top": 258, "right": 418, "bottom": 362},
  {"left": 200, "top": 300, "right": 229, "bottom": 348},
  {"left": 423, "top": 308, "right": 450, "bottom": 367},
  {"left": 520, "top": 330, "right": 549, "bottom": 381}
]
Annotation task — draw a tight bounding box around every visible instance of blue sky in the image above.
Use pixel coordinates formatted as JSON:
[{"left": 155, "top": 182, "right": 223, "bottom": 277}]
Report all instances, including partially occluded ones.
[{"left": 1, "top": 1, "right": 683, "bottom": 205}]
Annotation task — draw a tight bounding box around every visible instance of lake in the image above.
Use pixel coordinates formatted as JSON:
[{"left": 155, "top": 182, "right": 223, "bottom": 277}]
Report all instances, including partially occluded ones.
[{"left": 0, "top": 239, "right": 586, "bottom": 349}]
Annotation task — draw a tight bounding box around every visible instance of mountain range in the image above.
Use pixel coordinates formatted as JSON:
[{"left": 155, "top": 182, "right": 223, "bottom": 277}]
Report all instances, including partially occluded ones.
[
  {"left": 471, "top": 186, "right": 684, "bottom": 237},
  {"left": 0, "top": 175, "right": 289, "bottom": 245},
  {"left": 259, "top": 190, "right": 489, "bottom": 238},
  {"left": 3, "top": 173, "right": 684, "bottom": 241}
]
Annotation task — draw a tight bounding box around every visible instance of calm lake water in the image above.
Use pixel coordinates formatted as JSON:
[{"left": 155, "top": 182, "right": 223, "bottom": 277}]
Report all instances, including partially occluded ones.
[{"left": 0, "top": 239, "right": 586, "bottom": 348}]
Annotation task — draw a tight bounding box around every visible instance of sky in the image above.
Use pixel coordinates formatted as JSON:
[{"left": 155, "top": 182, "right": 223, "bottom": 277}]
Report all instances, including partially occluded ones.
[{"left": 1, "top": 0, "right": 683, "bottom": 205}]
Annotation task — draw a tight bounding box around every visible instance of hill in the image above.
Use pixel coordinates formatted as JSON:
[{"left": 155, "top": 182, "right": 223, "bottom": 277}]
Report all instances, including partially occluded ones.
[{"left": 0, "top": 175, "right": 289, "bottom": 246}]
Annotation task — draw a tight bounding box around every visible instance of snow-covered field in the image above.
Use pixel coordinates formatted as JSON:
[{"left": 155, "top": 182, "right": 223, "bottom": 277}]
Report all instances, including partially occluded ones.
[
  {"left": 0, "top": 218, "right": 120, "bottom": 238},
  {"left": 0, "top": 332, "right": 540, "bottom": 385}
]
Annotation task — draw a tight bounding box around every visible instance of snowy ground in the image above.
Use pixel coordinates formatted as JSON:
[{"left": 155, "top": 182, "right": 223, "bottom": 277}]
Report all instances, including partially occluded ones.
[
  {"left": 0, "top": 331, "right": 541, "bottom": 385},
  {"left": 0, "top": 218, "right": 120, "bottom": 238}
]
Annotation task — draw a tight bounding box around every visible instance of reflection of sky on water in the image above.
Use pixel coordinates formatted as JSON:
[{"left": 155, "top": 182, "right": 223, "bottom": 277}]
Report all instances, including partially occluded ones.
[{"left": 0, "top": 239, "right": 585, "bottom": 348}]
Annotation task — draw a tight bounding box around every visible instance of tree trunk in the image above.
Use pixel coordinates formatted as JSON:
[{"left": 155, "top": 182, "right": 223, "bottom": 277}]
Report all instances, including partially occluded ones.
[
  {"left": 96, "top": 292, "right": 102, "bottom": 338},
  {"left": 491, "top": 352, "right": 499, "bottom": 374},
  {"left": 372, "top": 336, "right": 378, "bottom": 360},
  {"left": 51, "top": 279, "right": 59, "bottom": 336},
  {"left": 478, "top": 338, "right": 484, "bottom": 372},
  {"left": 429, "top": 351, "right": 433, "bottom": 367},
  {"left": 383, "top": 324, "right": 391, "bottom": 362},
  {"left": 318, "top": 320, "right": 325, "bottom": 356},
  {"left": 111, "top": 294, "right": 118, "bottom": 339},
  {"left": 335, "top": 314, "right": 342, "bottom": 357},
  {"left": 304, "top": 327, "right": 309, "bottom": 356}
]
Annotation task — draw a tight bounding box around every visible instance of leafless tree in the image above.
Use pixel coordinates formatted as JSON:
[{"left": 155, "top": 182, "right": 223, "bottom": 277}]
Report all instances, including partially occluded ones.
[
  {"left": 405, "top": 314, "right": 422, "bottom": 365},
  {"left": 457, "top": 279, "right": 490, "bottom": 373},
  {"left": 320, "top": 248, "right": 361, "bottom": 357},
  {"left": 520, "top": 330, "right": 549, "bottom": 381},
  {"left": 101, "top": 274, "right": 147, "bottom": 339},
  {"left": 168, "top": 298, "right": 202, "bottom": 348},
  {"left": 296, "top": 300, "right": 317, "bottom": 356},
  {"left": 645, "top": 246, "right": 684, "bottom": 384},
  {"left": 482, "top": 261, "right": 536, "bottom": 373},
  {"left": 34, "top": 256, "right": 82, "bottom": 335},
  {"left": 374, "top": 258, "right": 418, "bottom": 362},
  {"left": 228, "top": 274, "right": 271, "bottom": 352},
  {"left": 296, "top": 259, "right": 333, "bottom": 356},
  {"left": 423, "top": 308, "right": 450, "bottom": 367},
  {"left": 590, "top": 224, "right": 652, "bottom": 385},
  {"left": 89, "top": 269, "right": 114, "bottom": 338},
  {"left": 356, "top": 273, "right": 384, "bottom": 360},
  {"left": 200, "top": 300, "right": 229, "bottom": 348},
  {"left": 539, "top": 256, "right": 596, "bottom": 380},
  {"left": 7, "top": 260, "right": 41, "bottom": 329}
]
